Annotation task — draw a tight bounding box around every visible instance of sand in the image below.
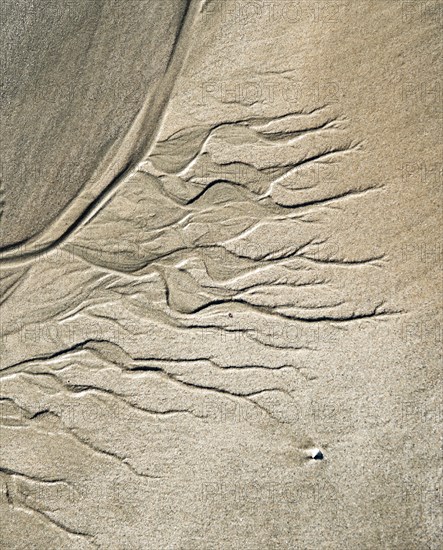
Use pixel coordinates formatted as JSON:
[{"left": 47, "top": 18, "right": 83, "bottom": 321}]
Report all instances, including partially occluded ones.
[{"left": 0, "top": 1, "right": 442, "bottom": 548}]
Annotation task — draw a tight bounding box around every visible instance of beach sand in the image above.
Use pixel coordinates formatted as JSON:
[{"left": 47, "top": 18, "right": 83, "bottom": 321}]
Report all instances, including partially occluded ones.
[{"left": 1, "top": 1, "right": 441, "bottom": 548}]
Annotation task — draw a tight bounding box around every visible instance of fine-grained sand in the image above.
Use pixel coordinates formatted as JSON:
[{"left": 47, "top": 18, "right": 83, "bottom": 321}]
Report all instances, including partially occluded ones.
[
  {"left": 0, "top": 0, "right": 191, "bottom": 248},
  {"left": 1, "top": 1, "right": 441, "bottom": 548}
]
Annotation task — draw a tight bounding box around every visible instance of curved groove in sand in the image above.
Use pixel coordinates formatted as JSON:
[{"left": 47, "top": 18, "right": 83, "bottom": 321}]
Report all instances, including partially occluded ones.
[{"left": 0, "top": 0, "right": 202, "bottom": 268}]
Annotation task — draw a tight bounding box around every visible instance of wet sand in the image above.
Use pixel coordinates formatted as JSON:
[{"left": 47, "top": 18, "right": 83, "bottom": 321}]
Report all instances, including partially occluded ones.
[{"left": 0, "top": 1, "right": 441, "bottom": 548}]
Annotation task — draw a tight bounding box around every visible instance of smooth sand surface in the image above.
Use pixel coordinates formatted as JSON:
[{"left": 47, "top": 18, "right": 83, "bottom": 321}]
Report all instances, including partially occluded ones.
[
  {"left": 1, "top": 1, "right": 441, "bottom": 548},
  {"left": 0, "top": 0, "right": 191, "bottom": 248}
]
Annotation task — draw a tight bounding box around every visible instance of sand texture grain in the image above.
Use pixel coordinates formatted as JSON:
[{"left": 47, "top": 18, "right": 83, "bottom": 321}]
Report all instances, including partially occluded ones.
[{"left": 0, "top": 1, "right": 442, "bottom": 549}]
